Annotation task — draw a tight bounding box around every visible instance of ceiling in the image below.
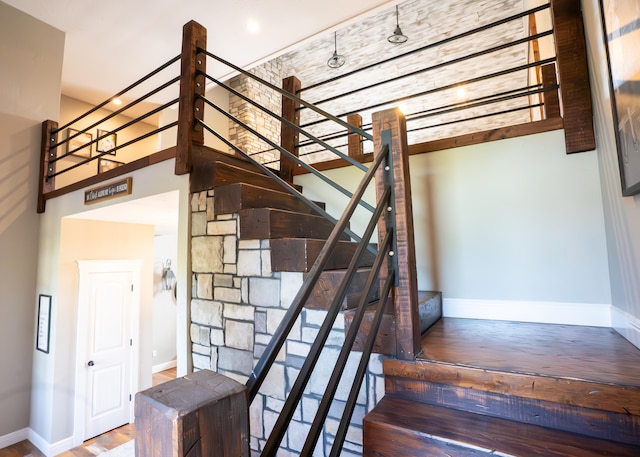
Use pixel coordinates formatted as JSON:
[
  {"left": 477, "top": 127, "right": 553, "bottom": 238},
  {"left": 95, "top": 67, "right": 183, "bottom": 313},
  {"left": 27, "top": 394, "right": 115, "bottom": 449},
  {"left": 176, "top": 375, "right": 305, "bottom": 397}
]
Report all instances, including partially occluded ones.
[{"left": 5, "top": 0, "right": 397, "bottom": 106}]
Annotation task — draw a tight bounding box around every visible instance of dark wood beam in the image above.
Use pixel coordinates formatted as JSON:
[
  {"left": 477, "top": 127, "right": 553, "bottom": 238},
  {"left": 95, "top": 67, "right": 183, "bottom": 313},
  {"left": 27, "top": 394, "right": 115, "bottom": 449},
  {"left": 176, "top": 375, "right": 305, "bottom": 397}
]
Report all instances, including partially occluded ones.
[{"left": 280, "top": 76, "right": 301, "bottom": 183}]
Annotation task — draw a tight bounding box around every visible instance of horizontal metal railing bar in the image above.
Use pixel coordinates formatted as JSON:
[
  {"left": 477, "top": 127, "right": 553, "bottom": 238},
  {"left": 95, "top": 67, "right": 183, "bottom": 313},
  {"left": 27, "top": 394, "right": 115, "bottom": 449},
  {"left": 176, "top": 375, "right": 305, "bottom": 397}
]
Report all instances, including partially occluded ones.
[
  {"left": 201, "top": 73, "right": 369, "bottom": 173},
  {"left": 408, "top": 102, "right": 544, "bottom": 135},
  {"left": 299, "top": 3, "right": 551, "bottom": 94},
  {"left": 48, "top": 121, "right": 178, "bottom": 179},
  {"left": 199, "top": 48, "right": 374, "bottom": 142},
  {"left": 409, "top": 85, "right": 556, "bottom": 122},
  {"left": 302, "top": 29, "right": 554, "bottom": 112},
  {"left": 298, "top": 143, "right": 349, "bottom": 159},
  {"left": 53, "top": 77, "right": 180, "bottom": 154},
  {"left": 301, "top": 56, "right": 557, "bottom": 130},
  {"left": 50, "top": 98, "right": 179, "bottom": 165},
  {"left": 261, "top": 186, "right": 392, "bottom": 457},
  {"left": 245, "top": 145, "right": 388, "bottom": 402},
  {"left": 328, "top": 269, "right": 395, "bottom": 457},
  {"left": 199, "top": 95, "right": 375, "bottom": 213},
  {"left": 297, "top": 128, "right": 359, "bottom": 149},
  {"left": 55, "top": 54, "right": 180, "bottom": 133},
  {"left": 301, "top": 227, "right": 393, "bottom": 457}
]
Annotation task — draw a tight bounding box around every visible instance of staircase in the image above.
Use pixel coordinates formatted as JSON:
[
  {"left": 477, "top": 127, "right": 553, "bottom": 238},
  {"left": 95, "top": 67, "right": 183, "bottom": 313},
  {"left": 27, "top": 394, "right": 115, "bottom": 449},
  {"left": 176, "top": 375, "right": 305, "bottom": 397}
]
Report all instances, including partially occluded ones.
[
  {"left": 198, "top": 146, "right": 442, "bottom": 343},
  {"left": 364, "top": 318, "right": 640, "bottom": 456}
]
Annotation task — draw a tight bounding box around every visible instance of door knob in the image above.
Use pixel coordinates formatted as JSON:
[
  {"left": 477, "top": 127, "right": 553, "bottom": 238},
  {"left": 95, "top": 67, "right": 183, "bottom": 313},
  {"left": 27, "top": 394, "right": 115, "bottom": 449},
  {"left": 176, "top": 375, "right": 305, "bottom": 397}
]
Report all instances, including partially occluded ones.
[{"left": 87, "top": 360, "right": 95, "bottom": 367}]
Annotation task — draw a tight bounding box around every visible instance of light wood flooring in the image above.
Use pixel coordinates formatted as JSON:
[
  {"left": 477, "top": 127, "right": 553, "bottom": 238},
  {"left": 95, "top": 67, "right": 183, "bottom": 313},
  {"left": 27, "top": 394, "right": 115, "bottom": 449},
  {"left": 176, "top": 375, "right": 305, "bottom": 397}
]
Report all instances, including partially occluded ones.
[{"left": 0, "top": 368, "right": 176, "bottom": 457}]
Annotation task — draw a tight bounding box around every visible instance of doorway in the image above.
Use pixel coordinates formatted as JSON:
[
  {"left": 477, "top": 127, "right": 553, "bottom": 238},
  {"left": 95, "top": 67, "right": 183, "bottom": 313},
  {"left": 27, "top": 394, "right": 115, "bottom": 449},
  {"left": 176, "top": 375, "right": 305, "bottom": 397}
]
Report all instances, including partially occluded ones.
[{"left": 73, "top": 260, "right": 142, "bottom": 445}]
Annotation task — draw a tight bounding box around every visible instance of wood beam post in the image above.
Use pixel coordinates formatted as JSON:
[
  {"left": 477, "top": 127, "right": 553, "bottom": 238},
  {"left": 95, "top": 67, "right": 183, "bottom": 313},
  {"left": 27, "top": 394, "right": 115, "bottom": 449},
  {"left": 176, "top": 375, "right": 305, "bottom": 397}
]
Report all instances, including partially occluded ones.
[
  {"left": 372, "top": 108, "right": 420, "bottom": 361},
  {"left": 38, "top": 120, "right": 58, "bottom": 213},
  {"left": 347, "top": 114, "right": 364, "bottom": 158},
  {"left": 280, "top": 76, "right": 301, "bottom": 183},
  {"left": 542, "top": 63, "right": 561, "bottom": 119},
  {"left": 550, "top": 0, "right": 595, "bottom": 153},
  {"left": 176, "top": 20, "right": 207, "bottom": 175}
]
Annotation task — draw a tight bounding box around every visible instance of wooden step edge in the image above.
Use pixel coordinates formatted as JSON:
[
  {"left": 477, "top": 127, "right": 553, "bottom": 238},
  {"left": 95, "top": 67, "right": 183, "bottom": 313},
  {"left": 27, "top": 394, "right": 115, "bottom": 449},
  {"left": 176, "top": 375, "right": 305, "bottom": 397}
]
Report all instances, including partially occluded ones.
[
  {"left": 304, "top": 267, "right": 380, "bottom": 311},
  {"left": 363, "top": 397, "right": 640, "bottom": 457},
  {"left": 382, "top": 356, "right": 640, "bottom": 417},
  {"left": 270, "top": 238, "right": 376, "bottom": 273},
  {"left": 384, "top": 376, "right": 640, "bottom": 446}
]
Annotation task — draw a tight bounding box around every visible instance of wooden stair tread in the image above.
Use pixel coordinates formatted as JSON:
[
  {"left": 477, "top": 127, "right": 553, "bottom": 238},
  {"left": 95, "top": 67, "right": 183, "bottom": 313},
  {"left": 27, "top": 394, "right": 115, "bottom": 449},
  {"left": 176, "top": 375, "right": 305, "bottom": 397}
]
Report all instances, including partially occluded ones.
[
  {"left": 364, "top": 397, "right": 640, "bottom": 457},
  {"left": 270, "top": 238, "right": 376, "bottom": 272},
  {"left": 304, "top": 268, "right": 380, "bottom": 311},
  {"left": 383, "top": 319, "right": 640, "bottom": 416},
  {"left": 238, "top": 207, "right": 348, "bottom": 241},
  {"left": 214, "top": 182, "right": 324, "bottom": 216}
]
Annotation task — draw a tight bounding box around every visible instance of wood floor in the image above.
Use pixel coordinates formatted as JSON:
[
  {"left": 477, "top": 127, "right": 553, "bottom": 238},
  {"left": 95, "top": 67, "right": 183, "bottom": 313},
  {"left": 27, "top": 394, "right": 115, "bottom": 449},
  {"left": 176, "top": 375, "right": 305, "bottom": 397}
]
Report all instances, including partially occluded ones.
[{"left": 0, "top": 368, "right": 176, "bottom": 457}]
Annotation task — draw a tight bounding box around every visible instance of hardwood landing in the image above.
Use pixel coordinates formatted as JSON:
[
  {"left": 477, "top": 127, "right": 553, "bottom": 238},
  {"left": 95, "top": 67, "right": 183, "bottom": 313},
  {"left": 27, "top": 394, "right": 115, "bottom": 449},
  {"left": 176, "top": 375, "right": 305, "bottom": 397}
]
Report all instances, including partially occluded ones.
[{"left": 366, "top": 318, "right": 640, "bottom": 456}]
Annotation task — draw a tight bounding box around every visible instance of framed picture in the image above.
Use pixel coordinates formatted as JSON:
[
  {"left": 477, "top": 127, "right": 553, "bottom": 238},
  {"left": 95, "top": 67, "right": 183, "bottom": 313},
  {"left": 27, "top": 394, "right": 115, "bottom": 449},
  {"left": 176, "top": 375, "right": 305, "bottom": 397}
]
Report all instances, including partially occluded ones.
[
  {"left": 96, "top": 129, "right": 117, "bottom": 155},
  {"left": 600, "top": 0, "right": 640, "bottom": 196},
  {"left": 98, "top": 158, "right": 124, "bottom": 173},
  {"left": 36, "top": 294, "right": 52, "bottom": 354},
  {"left": 67, "top": 128, "right": 92, "bottom": 158}
]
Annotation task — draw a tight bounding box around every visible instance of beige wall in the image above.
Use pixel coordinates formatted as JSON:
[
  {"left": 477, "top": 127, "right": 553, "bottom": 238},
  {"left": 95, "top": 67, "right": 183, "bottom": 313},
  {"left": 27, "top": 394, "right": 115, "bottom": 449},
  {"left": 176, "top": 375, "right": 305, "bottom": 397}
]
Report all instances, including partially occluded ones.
[{"left": 0, "top": 0, "right": 64, "bottom": 441}]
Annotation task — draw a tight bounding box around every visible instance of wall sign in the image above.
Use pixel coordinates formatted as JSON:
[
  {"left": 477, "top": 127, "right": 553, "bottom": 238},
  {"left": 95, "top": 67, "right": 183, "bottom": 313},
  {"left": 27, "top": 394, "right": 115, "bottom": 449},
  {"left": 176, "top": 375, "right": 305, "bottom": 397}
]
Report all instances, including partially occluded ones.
[
  {"left": 37, "top": 294, "right": 52, "bottom": 354},
  {"left": 84, "top": 177, "right": 132, "bottom": 205}
]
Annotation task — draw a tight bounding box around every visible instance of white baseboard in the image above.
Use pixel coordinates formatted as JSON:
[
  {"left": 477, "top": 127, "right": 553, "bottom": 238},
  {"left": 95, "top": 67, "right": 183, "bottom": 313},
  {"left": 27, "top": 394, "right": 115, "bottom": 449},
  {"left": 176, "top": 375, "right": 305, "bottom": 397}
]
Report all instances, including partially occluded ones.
[
  {"left": 0, "top": 427, "right": 29, "bottom": 449},
  {"left": 152, "top": 359, "right": 177, "bottom": 373},
  {"left": 611, "top": 306, "right": 640, "bottom": 350},
  {"left": 443, "top": 298, "right": 612, "bottom": 327},
  {"left": 28, "top": 429, "right": 73, "bottom": 457}
]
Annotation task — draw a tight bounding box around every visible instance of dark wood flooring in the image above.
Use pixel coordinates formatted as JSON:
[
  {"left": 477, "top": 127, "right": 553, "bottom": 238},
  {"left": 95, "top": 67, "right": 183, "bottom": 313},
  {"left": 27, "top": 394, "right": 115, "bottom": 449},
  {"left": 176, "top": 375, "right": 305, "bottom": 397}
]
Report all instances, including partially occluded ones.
[{"left": 0, "top": 368, "right": 176, "bottom": 457}]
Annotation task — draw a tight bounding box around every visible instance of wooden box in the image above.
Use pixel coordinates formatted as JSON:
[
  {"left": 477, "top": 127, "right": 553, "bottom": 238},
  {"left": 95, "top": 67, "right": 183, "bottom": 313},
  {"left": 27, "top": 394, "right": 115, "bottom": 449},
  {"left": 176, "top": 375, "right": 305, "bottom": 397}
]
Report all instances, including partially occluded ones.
[{"left": 135, "top": 369, "right": 249, "bottom": 457}]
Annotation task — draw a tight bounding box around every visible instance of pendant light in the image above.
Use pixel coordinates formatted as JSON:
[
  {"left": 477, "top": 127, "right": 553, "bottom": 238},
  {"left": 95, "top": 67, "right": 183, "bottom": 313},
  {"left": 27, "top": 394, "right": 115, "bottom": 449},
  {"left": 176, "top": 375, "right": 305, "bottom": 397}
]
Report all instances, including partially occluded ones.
[
  {"left": 327, "top": 31, "right": 346, "bottom": 68},
  {"left": 388, "top": 5, "right": 408, "bottom": 44}
]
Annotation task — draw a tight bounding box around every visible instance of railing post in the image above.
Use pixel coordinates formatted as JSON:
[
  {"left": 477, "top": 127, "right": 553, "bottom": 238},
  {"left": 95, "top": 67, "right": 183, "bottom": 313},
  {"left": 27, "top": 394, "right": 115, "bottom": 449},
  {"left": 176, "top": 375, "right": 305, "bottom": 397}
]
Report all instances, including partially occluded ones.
[
  {"left": 372, "top": 108, "right": 420, "bottom": 360},
  {"left": 38, "top": 120, "right": 58, "bottom": 213},
  {"left": 347, "top": 114, "right": 364, "bottom": 158},
  {"left": 541, "top": 63, "right": 561, "bottom": 119},
  {"left": 176, "top": 20, "right": 207, "bottom": 175},
  {"left": 549, "top": 0, "right": 595, "bottom": 153},
  {"left": 280, "top": 76, "right": 301, "bottom": 183}
]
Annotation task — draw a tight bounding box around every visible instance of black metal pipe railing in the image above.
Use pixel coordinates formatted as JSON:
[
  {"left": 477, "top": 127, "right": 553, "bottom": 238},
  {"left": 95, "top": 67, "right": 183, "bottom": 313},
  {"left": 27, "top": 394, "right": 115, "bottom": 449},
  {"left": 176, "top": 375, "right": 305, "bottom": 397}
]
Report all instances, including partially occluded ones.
[
  {"left": 200, "top": 72, "right": 369, "bottom": 173},
  {"left": 299, "top": 3, "right": 551, "bottom": 94},
  {"left": 244, "top": 144, "right": 388, "bottom": 401},
  {"left": 48, "top": 121, "right": 178, "bottom": 179},
  {"left": 52, "top": 77, "right": 180, "bottom": 157},
  {"left": 199, "top": 95, "right": 375, "bottom": 213},
  {"left": 301, "top": 228, "right": 394, "bottom": 456},
  {"left": 260, "top": 173, "right": 392, "bottom": 457},
  {"left": 50, "top": 98, "right": 179, "bottom": 165},
  {"left": 301, "top": 56, "right": 557, "bottom": 130},
  {"left": 199, "top": 49, "right": 373, "bottom": 142},
  {"left": 54, "top": 54, "right": 180, "bottom": 133},
  {"left": 301, "top": 29, "right": 553, "bottom": 114}
]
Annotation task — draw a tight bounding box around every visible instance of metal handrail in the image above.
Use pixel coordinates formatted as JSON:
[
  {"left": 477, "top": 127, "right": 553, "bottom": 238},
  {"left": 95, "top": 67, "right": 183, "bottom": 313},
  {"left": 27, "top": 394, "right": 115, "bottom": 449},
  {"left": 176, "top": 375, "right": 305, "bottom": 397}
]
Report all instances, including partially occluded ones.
[{"left": 54, "top": 54, "right": 180, "bottom": 133}]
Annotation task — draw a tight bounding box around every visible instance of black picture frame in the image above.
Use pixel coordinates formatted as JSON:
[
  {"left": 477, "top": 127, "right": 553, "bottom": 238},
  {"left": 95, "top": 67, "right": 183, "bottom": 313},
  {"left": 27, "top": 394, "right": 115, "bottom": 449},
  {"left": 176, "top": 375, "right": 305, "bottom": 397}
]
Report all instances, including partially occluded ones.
[
  {"left": 67, "top": 128, "right": 92, "bottom": 158},
  {"left": 97, "top": 158, "right": 124, "bottom": 174},
  {"left": 96, "top": 129, "right": 117, "bottom": 155},
  {"left": 36, "top": 294, "right": 52, "bottom": 354},
  {"left": 600, "top": 0, "right": 640, "bottom": 196}
]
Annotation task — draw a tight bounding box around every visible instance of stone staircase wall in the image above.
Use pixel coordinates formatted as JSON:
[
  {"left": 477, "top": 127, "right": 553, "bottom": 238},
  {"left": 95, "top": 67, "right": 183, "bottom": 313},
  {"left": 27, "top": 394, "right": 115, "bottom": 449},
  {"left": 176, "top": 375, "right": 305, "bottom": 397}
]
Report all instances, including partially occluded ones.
[{"left": 189, "top": 189, "right": 385, "bottom": 456}]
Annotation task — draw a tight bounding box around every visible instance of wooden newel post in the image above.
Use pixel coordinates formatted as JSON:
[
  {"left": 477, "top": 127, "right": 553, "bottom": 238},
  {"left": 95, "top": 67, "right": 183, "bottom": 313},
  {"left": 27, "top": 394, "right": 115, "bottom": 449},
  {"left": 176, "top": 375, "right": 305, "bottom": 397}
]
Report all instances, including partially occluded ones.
[
  {"left": 135, "top": 370, "right": 249, "bottom": 456},
  {"left": 347, "top": 114, "right": 363, "bottom": 158},
  {"left": 372, "top": 108, "right": 420, "bottom": 360},
  {"left": 176, "top": 20, "right": 207, "bottom": 175},
  {"left": 37, "top": 120, "right": 58, "bottom": 213},
  {"left": 280, "top": 76, "right": 301, "bottom": 183}
]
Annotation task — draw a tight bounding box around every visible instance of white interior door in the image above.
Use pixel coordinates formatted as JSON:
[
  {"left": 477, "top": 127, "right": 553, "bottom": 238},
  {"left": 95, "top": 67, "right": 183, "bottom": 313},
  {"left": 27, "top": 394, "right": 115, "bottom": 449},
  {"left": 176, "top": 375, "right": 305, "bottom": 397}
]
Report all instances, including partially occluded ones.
[
  {"left": 85, "top": 271, "right": 132, "bottom": 439},
  {"left": 75, "top": 260, "right": 142, "bottom": 444}
]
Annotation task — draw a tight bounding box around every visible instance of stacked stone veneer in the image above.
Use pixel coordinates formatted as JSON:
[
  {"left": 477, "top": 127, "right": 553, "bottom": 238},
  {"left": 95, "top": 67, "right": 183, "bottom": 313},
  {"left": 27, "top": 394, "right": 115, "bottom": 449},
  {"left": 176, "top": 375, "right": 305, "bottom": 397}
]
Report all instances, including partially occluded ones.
[{"left": 190, "top": 189, "right": 385, "bottom": 456}]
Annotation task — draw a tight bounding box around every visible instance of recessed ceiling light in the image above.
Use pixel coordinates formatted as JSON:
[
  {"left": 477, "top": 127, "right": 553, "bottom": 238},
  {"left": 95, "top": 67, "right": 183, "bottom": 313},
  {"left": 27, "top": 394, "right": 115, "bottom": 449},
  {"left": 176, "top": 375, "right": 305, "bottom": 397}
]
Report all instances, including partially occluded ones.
[
  {"left": 247, "top": 19, "right": 260, "bottom": 33},
  {"left": 456, "top": 87, "right": 467, "bottom": 100},
  {"left": 112, "top": 98, "right": 122, "bottom": 106}
]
